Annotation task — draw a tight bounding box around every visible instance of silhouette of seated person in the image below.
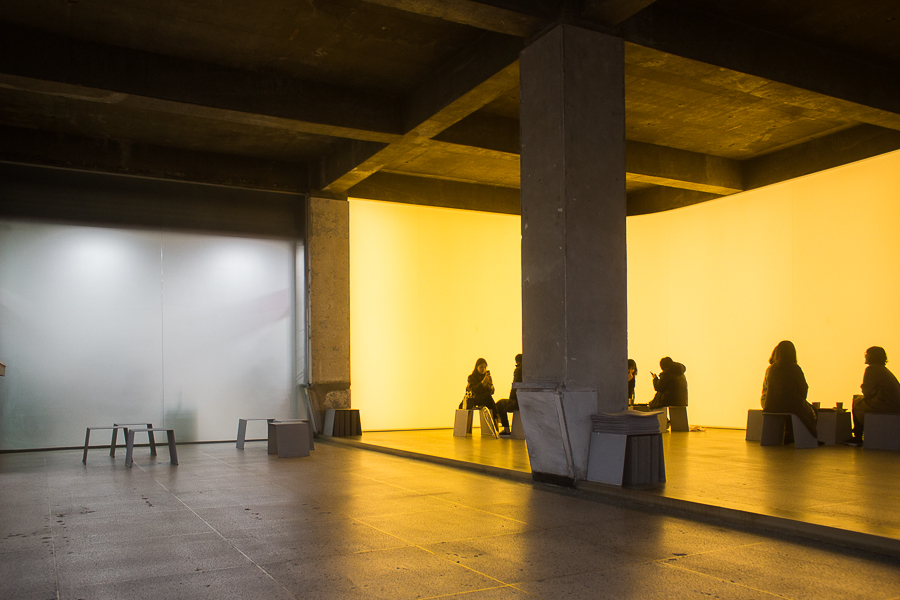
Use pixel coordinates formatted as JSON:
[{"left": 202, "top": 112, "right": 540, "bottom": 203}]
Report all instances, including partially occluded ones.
[
  {"left": 627, "top": 359, "right": 638, "bottom": 406},
  {"left": 648, "top": 357, "right": 688, "bottom": 410},
  {"left": 464, "top": 358, "right": 509, "bottom": 434},
  {"left": 496, "top": 354, "right": 522, "bottom": 436},
  {"left": 848, "top": 346, "right": 900, "bottom": 445},
  {"left": 760, "top": 340, "right": 817, "bottom": 439}
]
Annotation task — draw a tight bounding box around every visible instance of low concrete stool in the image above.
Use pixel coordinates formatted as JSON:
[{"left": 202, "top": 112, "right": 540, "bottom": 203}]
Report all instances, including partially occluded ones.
[
  {"left": 586, "top": 432, "right": 666, "bottom": 486},
  {"left": 760, "top": 413, "right": 818, "bottom": 449},
  {"left": 236, "top": 418, "right": 274, "bottom": 449},
  {"left": 816, "top": 410, "right": 852, "bottom": 445},
  {"left": 746, "top": 409, "right": 763, "bottom": 441},
  {"left": 125, "top": 428, "right": 177, "bottom": 467},
  {"left": 268, "top": 420, "right": 314, "bottom": 455},
  {"left": 267, "top": 421, "right": 311, "bottom": 458},
  {"left": 323, "top": 409, "right": 362, "bottom": 436},
  {"left": 510, "top": 410, "right": 526, "bottom": 439},
  {"left": 453, "top": 409, "right": 473, "bottom": 436},
  {"left": 864, "top": 413, "right": 900, "bottom": 450},
  {"left": 114, "top": 422, "right": 157, "bottom": 455},
  {"left": 668, "top": 406, "right": 689, "bottom": 432},
  {"left": 82, "top": 425, "right": 130, "bottom": 463}
]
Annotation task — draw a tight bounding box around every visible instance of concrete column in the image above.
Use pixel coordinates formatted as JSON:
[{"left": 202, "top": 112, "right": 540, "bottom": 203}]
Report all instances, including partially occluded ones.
[
  {"left": 307, "top": 196, "right": 351, "bottom": 430},
  {"left": 520, "top": 25, "right": 628, "bottom": 412}
]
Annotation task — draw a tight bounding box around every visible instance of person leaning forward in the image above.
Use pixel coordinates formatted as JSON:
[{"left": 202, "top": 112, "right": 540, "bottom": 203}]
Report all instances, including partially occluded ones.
[{"left": 648, "top": 356, "right": 688, "bottom": 409}]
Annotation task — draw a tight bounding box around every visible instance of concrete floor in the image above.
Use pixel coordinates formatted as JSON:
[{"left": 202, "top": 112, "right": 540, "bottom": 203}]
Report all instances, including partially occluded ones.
[{"left": 3, "top": 438, "right": 900, "bottom": 599}]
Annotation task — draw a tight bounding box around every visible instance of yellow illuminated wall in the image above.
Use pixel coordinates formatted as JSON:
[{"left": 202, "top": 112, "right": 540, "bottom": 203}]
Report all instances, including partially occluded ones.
[
  {"left": 350, "top": 149, "right": 900, "bottom": 430},
  {"left": 628, "top": 149, "right": 900, "bottom": 427},
  {"left": 349, "top": 199, "right": 522, "bottom": 430}
]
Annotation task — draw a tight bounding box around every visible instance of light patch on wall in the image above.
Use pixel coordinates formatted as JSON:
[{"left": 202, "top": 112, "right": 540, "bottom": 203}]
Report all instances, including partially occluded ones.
[
  {"left": 349, "top": 199, "right": 522, "bottom": 431},
  {"left": 627, "top": 149, "right": 900, "bottom": 428}
]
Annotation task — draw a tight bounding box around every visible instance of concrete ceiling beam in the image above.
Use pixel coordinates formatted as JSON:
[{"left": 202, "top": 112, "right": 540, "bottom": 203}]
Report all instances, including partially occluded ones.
[
  {"left": 0, "top": 24, "right": 403, "bottom": 143},
  {"left": 744, "top": 124, "right": 900, "bottom": 191},
  {"left": 618, "top": 3, "right": 900, "bottom": 128},
  {"left": 348, "top": 171, "right": 520, "bottom": 214},
  {"left": 358, "top": 0, "right": 552, "bottom": 36},
  {"left": 626, "top": 186, "right": 722, "bottom": 216},
  {"left": 625, "top": 140, "right": 742, "bottom": 195},
  {"left": 0, "top": 125, "right": 308, "bottom": 194},
  {"left": 318, "top": 33, "right": 522, "bottom": 193},
  {"left": 580, "top": 0, "right": 658, "bottom": 26}
]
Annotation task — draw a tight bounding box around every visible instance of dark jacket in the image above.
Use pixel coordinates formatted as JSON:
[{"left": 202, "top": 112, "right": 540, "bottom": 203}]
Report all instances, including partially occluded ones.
[
  {"left": 858, "top": 364, "right": 900, "bottom": 413},
  {"left": 467, "top": 371, "right": 494, "bottom": 406},
  {"left": 760, "top": 343, "right": 816, "bottom": 436},
  {"left": 509, "top": 363, "right": 522, "bottom": 403},
  {"left": 649, "top": 361, "right": 688, "bottom": 408}
]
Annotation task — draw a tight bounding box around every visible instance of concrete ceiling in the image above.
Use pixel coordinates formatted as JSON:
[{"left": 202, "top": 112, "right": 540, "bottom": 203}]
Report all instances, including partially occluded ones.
[{"left": 1, "top": 0, "right": 899, "bottom": 215}]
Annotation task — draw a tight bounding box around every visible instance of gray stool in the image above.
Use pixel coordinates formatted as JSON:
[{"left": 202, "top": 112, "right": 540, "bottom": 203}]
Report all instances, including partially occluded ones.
[
  {"left": 746, "top": 409, "right": 763, "bottom": 441},
  {"left": 267, "top": 421, "right": 311, "bottom": 457},
  {"left": 82, "top": 425, "right": 130, "bottom": 463},
  {"left": 510, "top": 410, "right": 526, "bottom": 439},
  {"left": 864, "top": 413, "right": 900, "bottom": 450},
  {"left": 668, "top": 406, "right": 689, "bottom": 432},
  {"left": 125, "top": 428, "right": 177, "bottom": 467},
  {"left": 237, "top": 418, "right": 275, "bottom": 449},
  {"left": 760, "top": 413, "right": 818, "bottom": 449}
]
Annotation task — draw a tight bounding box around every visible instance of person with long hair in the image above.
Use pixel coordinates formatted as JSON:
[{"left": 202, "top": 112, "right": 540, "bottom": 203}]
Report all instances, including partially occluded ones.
[
  {"left": 627, "top": 358, "right": 638, "bottom": 406},
  {"left": 848, "top": 346, "right": 900, "bottom": 445},
  {"left": 465, "top": 358, "right": 510, "bottom": 435},
  {"left": 760, "top": 340, "right": 816, "bottom": 438}
]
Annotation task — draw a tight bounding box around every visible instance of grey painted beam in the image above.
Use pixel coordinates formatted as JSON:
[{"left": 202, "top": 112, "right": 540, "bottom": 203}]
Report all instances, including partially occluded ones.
[
  {"left": 348, "top": 171, "right": 520, "bottom": 214},
  {"left": 320, "top": 33, "right": 522, "bottom": 193},
  {"left": 618, "top": 3, "right": 900, "bottom": 128},
  {"left": 0, "top": 125, "right": 308, "bottom": 194},
  {"left": 0, "top": 24, "right": 402, "bottom": 143},
  {"left": 744, "top": 124, "right": 900, "bottom": 191}
]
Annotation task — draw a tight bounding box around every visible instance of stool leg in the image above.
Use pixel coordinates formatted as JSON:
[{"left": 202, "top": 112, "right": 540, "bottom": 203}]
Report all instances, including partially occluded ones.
[
  {"left": 83, "top": 429, "right": 91, "bottom": 464},
  {"left": 125, "top": 430, "right": 136, "bottom": 468},
  {"left": 167, "top": 430, "right": 178, "bottom": 465},
  {"left": 110, "top": 428, "right": 119, "bottom": 457},
  {"left": 236, "top": 419, "right": 248, "bottom": 449},
  {"left": 147, "top": 424, "right": 157, "bottom": 455}
]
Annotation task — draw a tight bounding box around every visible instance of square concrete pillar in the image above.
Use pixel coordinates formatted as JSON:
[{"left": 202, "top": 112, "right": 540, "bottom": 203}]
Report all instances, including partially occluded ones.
[
  {"left": 307, "top": 196, "right": 351, "bottom": 430},
  {"left": 520, "top": 25, "right": 627, "bottom": 413}
]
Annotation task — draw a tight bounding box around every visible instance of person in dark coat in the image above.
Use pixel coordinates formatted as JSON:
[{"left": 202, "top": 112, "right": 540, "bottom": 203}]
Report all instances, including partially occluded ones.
[
  {"left": 465, "top": 358, "right": 509, "bottom": 432},
  {"left": 627, "top": 359, "right": 638, "bottom": 406},
  {"left": 760, "top": 340, "right": 817, "bottom": 438},
  {"left": 648, "top": 357, "right": 688, "bottom": 409},
  {"left": 496, "top": 354, "right": 522, "bottom": 436},
  {"left": 849, "top": 346, "right": 900, "bottom": 443}
]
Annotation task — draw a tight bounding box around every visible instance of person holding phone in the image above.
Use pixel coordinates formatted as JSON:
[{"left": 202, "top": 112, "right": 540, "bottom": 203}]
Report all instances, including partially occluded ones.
[{"left": 465, "top": 358, "right": 509, "bottom": 434}]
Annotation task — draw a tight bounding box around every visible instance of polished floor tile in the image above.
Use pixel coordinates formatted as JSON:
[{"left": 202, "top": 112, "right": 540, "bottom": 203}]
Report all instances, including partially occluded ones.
[{"left": 2, "top": 441, "right": 899, "bottom": 600}]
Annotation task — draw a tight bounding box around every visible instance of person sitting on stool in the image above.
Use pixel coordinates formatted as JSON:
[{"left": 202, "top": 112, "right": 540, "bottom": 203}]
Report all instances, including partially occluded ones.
[
  {"left": 465, "top": 358, "right": 509, "bottom": 434},
  {"left": 627, "top": 358, "right": 638, "bottom": 406},
  {"left": 648, "top": 356, "right": 688, "bottom": 410},
  {"left": 760, "top": 340, "right": 816, "bottom": 440},
  {"left": 848, "top": 346, "right": 900, "bottom": 445},
  {"left": 496, "top": 353, "right": 522, "bottom": 436}
]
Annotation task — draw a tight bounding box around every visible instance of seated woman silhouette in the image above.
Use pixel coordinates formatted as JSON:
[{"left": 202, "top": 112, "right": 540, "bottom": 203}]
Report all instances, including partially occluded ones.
[
  {"left": 465, "top": 358, "right": 509, "bottom": 434},
  {"left": 848, "top": 346, "right": 900, "bottom": 444},
  {"left": 627, "top": 359, "right": 638, "bottom": 406},
  {"left": 760, "top": 340, "right": 817, "bottom": 438}
]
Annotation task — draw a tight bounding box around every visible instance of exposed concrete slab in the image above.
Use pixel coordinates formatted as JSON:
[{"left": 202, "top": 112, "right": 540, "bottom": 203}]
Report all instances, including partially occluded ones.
[{"left": 627, "top": 186, "right": 723, "bottom": 216}]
